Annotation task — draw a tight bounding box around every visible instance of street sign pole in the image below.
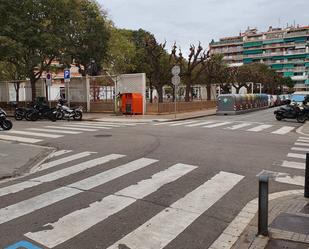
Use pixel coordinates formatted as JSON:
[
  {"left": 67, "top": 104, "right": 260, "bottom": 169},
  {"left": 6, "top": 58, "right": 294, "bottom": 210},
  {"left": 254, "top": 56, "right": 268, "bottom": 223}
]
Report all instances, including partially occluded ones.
[
  {"left": 64, "top": 69, "right": 71, "bottom": 107},
  {"left": 171, "top": 66, "right": 181, "bottom": 119},
  {"left": 174, "top": 85, "right": 177, "bottom": 118}
]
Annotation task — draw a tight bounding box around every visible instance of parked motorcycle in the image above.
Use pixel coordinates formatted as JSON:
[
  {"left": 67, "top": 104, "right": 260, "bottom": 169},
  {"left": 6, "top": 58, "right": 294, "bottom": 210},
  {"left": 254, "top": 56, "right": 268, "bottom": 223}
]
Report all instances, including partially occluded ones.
[
  {"left": 56, "top": 99, "right": 83, "bottom": 121},
  {"left": 27, "top": 103, "right": 57, "bottom": 122},
  {"left": 0, "top": 108, "right": 13, "bottom": 130},
  {"left": 13, "top": 103, "right": 35, "bottom": 121},
  {"left": 274, "top": 102, "right": 308, "bottom": 123}
]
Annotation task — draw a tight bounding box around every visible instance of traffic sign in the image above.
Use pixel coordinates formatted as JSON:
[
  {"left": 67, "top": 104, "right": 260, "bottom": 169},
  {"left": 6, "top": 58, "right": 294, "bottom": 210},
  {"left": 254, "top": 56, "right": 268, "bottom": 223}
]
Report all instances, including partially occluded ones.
[
  {"left": 172, "top": 75, "right": 180, "bottom": 86},
  {"left": 64, "top": 69, "right": 71, "bottom": 83},
  {"left": 46, "top": 73, "right": 52, "bottom": 86},
  {"left": 172, "top": 65, "right": 180, "bottom": 76}
]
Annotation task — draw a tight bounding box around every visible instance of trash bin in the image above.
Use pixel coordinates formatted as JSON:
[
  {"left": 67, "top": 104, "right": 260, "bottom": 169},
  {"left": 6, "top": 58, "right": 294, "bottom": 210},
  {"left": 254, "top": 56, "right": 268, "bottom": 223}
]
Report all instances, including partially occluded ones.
[{"left": 121, "top": 93, "right": 143, "bottom": 114}]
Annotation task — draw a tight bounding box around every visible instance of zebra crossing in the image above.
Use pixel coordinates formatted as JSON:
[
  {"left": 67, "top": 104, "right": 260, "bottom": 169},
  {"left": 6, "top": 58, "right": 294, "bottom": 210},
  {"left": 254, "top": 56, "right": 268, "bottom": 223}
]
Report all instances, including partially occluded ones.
[
  {"left": 0, "top": 121, "right": 142, "bottom": 144},
  {"left": 154, "top": 119, "right": 297, "bottom": 135},
  {"left": 0, "top": 150, "right": 244, "bottom": 249},
  {"left": 263, "top": 136, "right": 309, "bottom": 187}
]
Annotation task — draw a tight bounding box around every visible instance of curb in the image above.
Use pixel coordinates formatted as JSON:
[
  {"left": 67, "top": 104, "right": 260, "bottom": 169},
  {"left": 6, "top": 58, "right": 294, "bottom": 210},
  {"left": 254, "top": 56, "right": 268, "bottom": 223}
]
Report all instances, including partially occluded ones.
[
  {"left": 209, "top": 189, "right": 302, "bottom": 249},
  {"left": 296, "top": 122, "right": 309, "bottom": 137}
]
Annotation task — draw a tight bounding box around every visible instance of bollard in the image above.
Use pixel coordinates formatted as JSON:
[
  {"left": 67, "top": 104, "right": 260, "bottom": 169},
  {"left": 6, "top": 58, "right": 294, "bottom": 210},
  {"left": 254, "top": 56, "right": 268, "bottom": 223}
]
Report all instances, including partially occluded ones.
[
  {"left": 258, "top": 175, "right": 269, "bottom": 236},
  {"left": 305, "top": 153, "right": 309, "bottom": 198}
]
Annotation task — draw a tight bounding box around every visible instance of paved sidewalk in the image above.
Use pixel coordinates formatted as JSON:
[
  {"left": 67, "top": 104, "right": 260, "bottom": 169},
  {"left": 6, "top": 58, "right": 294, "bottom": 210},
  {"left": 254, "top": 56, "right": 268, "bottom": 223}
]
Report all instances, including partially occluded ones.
[
  {"left": 0, "top": 141, "right": 54, "bottom": 180},
  {"left": 298, "top": 121, "right": 309, "bottom": 137},
  {"left": 83, "top": 108, "right": 216, "bottom": 122},
  {"left": 210, "top": 189, "right": 309, "bottom": 249}
]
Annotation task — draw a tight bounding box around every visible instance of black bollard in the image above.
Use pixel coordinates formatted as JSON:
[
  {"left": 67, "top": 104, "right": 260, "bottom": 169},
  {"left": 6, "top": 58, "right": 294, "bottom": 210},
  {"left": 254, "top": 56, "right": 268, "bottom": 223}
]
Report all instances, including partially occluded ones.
[
  {"left": 258, "top": 175, "right": 269, "bottom": 236},
  {"left": 305, "top": 153, "right": 309, "bottom": 198}
]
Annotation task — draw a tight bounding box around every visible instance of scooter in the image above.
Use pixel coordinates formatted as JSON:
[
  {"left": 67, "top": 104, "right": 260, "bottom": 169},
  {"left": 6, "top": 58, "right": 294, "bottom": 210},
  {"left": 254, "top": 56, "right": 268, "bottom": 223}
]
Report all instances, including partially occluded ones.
[
  {"left": 274, "top": 103, "right": 308, "bottom": 123},
  {"left": 0, "top": 108, "right": 13, "bottom": 130}
]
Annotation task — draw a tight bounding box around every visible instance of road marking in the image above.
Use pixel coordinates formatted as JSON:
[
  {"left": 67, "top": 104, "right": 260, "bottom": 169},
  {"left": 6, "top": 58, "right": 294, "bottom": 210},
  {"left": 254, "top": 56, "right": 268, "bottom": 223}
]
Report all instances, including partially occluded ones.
[
  {"left": 271, "top": 126, "right": 295, "bottom": 135},
  {"left": 225, "top": 123, "right": 252, "bottom": 130},
  {"left": 291, "top": 147, "right": 309, "bottom": 152},
  {"left": 49, "top": 150, "right": 73, "bottom": 158},
  {"left": 69, "top": 123, "right": 121, "bottom": 128},
  {"left": 107, "top": 171, "right": 244, "bottom": 249},
  {"left": 37, "top": 151, "right": 96, "bottom": 172},
  {"left": 169, "top": 121, "right": 198, "bottom": 126},
  {"left": 45, "top": 126, "right": 99, "bottom": 132},
  {"left": 27, "top": 128, "right": 81, "bottom": 134},
  {"left": 154, "top": 121, "right": 180, "bottom": 126},
  {"left": 0, "top": 154, "right": 124, "bottom": 198},
  {"left": 299, "top": 136, "right": 309, "bottom": 140},
  {"left": 4, "top": 240, "right": 42, "bottom": 249},
  {"left": 7, "top": 130, "right": 64, "bottom": 138},
  {"left": 0, "top": 158, "right": 157, "bottom": 225},
  {"left": 287, "top": 153, "right": 306, "bottom": 159},
  {"left": 295, "top": 142, "right": 309, "bottom": 147},
  {"left": 25, "top": 163, "right": 196, "bottom": 248},
  {"left": 0, "top": 134, "right": 42, "bottom": 144},
  {"left": 62, "top": 124, "right": 112, "bottom": 129},
  {"left": 297, "top": 139, "right": 309, "bottom": 143},
  {"left": 247, "top": 124, "right": 273, "bottom": 132},
  {"left": 275, "top": 174, "right": 304, "bottom": 186},
  {"left": 185, "top": 121, "right": 216, "bottom": 127},
  {"left": 203, "top": 122, "right": 231, "bottom": 128},
  {"left": 86, "top": 122, "right": 136, "bottom": 126},
  {"left": 281, "top": 160, "right": 305, "bottom": 170}
]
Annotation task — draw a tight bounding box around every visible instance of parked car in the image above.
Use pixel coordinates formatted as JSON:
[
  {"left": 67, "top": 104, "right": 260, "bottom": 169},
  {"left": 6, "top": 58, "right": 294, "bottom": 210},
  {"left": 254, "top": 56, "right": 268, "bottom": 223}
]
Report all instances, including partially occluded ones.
[{"left": 290, "top": 92, "right": 309, "bottom": 105}]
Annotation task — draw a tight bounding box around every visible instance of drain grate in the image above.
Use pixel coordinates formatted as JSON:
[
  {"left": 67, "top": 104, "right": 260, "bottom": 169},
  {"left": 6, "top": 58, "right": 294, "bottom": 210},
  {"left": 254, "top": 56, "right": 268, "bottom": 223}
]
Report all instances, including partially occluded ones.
[{"left": 94, "top": 134, "right": 112, "bottom": 138}]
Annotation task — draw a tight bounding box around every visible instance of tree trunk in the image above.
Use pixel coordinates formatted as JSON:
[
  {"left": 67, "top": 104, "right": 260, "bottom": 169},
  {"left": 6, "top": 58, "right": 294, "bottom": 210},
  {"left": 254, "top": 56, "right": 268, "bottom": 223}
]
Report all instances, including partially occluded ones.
[
  {"left": 185, "top": 84, "right": 191, "bottom": 102},
  {"left": 30, "top": 77, "right": 37, "bottom": 102},
  {"left": 14, "top": 82, "right": 20, "bottom": 103},
  {"left": 157, "top": 86, "right": 163, "bottom": 103},
  {"left": 236, "top": 87, "right": 240, "bottom": 94},
  {"left": 206, "top": 84, "right": 211, "bottom": 100}
]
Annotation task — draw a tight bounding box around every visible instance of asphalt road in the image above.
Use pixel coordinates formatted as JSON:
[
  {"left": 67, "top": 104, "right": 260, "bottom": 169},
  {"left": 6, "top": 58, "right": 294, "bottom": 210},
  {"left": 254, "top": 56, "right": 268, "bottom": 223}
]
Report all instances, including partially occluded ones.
[{"left": 0, "top": 108, "right": 305, "bottom": 249}]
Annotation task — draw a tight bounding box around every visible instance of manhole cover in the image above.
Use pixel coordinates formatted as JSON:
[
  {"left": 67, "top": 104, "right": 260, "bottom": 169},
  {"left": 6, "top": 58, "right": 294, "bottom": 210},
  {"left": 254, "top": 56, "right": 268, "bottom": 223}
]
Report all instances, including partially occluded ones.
[
  {"left": 265, "top": 239, "right": 309, "bottom": 249},
  {"left": 94, "top": 134, "right": 112, "bottom": 138}
]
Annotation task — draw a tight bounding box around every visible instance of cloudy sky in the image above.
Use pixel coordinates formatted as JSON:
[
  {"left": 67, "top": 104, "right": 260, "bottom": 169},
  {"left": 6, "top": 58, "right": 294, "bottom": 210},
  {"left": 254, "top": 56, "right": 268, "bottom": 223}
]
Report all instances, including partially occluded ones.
[{"left": 99, "top": 0, "right": 308, "bottom": 53}]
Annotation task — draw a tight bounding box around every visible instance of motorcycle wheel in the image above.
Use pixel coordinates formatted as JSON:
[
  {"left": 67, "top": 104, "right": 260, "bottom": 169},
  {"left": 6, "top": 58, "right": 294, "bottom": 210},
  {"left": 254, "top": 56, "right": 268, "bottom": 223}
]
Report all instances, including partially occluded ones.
[
  {"left": 56, "top": 111, "right": 64, "bottom": 120},
  {"left": 30, "top": 113, "right": 39, "bottom": 121},
  {"left": 73, "top": 111, "right": 82, "bottom": 121},
  {"left": 14, "top": 111, "right": 24, "bottom": 121},
  {"left": 297, "top": 115, "right": 306, "bottom": 123},
  {"left": 49, "top": 113, "right": 57, "bottom": 122},
  {"left": 1, "top": 120, "right": 13, "bottom": 130},
  {"left": 275, "top": 114, "right": 283, "bottom": 121},
  {"left": 25, "top": 111, "right": 33, "bottom": 121}
]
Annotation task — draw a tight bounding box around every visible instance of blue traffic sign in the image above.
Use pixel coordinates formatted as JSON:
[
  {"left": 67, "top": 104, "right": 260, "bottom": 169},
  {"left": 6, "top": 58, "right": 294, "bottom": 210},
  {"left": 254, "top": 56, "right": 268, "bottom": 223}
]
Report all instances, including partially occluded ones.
[
  {"left": 5, "top": 240, "right": 42, "bottom": 249},
  {"left": 64, "top": 69, "right": 71, "bottom": 80}
]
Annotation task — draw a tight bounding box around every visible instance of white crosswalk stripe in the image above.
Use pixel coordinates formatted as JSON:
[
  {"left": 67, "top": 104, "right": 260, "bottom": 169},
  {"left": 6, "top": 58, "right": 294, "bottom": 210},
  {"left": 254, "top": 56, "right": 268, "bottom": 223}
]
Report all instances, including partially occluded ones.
[
  {"left": 297, "top": 139, "right": 309, "bottom": 143},
  {"left": 247, "top": 124, "right": 273, "bottom": 132},
  {"left": 185, "top": 121, "right": 216, "bottom": 127},
  {"left": 27, "top": 128, "right": 81, "bottom": 134},
  {"left": 36, "top": 151, "right": 96, "bottom": 172},
  {"left": 85, "top": 122, "right": 137, "bottom": 126},
  {"left": 295, "top": 142, "right": 309, "bottom": 147},
  {"left": 287, "top": 153, "right": 306, "bottom": 159},
  {"left": 271, "top": 126, "right": 295, "bottom": 135},
  {"left": 0, "top": 134, "right": 42, "bottom": 144},
  {"left": 275, "top": 173, "right": 304, "bottom": 186},
  {"left": 203, "top": 122, "right": 231, "bottom": 128},
  {"left": 25, "top": 163, "right": 197, "bottom": 248},
  {"left": 71, "top": 123, "right": 121, "bottom": 128},
  {"left": 45, "top": 126, "right": 99, "bottom": 132},
  {"left": 291, "top": 147, "right": 309, "bottom": 152},
  {"left": 281, "top": 160, "right": 305, "bottom": 170},
  {"left": 225, "top": 123, "right": 252, "bottom": 130},
  {"left": 154, "top": 121, "right": 181, "bottom": 126},
  {"left": 62, "top": 124, "right": 112, "bottom": 129},
  {"left": 49, "top": 150, "right": 73, "bottom": 158},
  {"left": 107, "top": 171, "right": 244, "bottom": 249},
  {"left": 0, "top": 154, "right": 124, "bottom": 198},
  {"left": 0, "top": 157, "right": 157, "bottom": 225},
  {"left": 7, "top": 130, "right": 64, "bottom": 138},
  {"left": 169, "top": 121, "right": 198, "bottom": 126}
]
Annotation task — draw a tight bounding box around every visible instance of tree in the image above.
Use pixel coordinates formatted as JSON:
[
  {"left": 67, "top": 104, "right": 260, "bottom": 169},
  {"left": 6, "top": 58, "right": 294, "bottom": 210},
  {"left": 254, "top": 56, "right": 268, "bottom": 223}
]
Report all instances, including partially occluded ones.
[{"left": 0, "top": 0, "right": 110, "bottom": 101}]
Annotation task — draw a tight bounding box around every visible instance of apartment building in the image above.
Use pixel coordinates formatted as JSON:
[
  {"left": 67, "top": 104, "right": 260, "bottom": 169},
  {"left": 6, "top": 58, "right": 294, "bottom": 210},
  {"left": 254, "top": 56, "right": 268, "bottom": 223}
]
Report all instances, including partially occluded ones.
[{"left": 209, "top": 26, "right": 309, "bottom": 90}]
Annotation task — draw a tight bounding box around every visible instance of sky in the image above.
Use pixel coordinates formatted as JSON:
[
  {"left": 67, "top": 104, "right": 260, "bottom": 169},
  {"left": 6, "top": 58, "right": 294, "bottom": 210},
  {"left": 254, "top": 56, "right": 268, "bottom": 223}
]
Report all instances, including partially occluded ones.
[{"left": 99, "top": 0, "right": 309, "bottom": 54}]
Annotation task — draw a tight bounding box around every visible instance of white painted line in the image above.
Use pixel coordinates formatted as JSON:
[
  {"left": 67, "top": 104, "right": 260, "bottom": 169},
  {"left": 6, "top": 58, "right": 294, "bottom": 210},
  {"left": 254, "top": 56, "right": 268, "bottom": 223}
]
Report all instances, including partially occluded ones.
[
  {"left": 27, "top": 128, "right": 81, "bottom": 134},
  {"left": 49, "top": 150, "right": 73, "bottom": 159},
  {"left": 297, "top": 139, "right": 309, "bottom": 143},
  {"left": 185, "top": 121, "right": 217, "bottom": 127},
  {"left": 107, "top": 171, "right": 244, "bottom": 249},
  {"left": 281, "top": 160, "right": 305, "bottom": 170},
  {"left": 0, "top": 157, "right": 157, "bottom": 225},
  {"left": 275, "top": 174, "right": 304, "bottom": 186},
  {"left": 225, "top": 123, "right": 252, "bottom": 130},
  {"left": 203, "top": 122, "right": 232, "bottom": 128},
  {"left": 295, "top": 142, "right": 309, "bottom": 147},
  {"left": 299, "top": 136, "right": 309, "bottom": 140},
  {"left": 62, "top": 124, "right": 112, "bottom": 130},
  {"left": 291, "top": 147, "right": 309, "bottom": 152},
  {"left": 72, "top": 123, "right": 121, "bottom": 128},
  {"left": 247, "top": 124, "right": 273, "bottom": 132},
  {"left": 169, "top": 121, "right": 198, "bottom": 126},
  {"left": 0, "top": 134, "right": 42, "bottom": 144},
  {"left": 287, "top": 153, "right": 306, "bottom": 159},
  {"left": 45, "top": 126, "right": 99, "bottom": 132},
  {"left": 37, "top": 151, "right": 96, "bottom": 172},
  {"left": 271, "top": 126, "right": 295, "bottom": 135},
  {"left": 0, "top": 154, "right": 124, "bottom": 198},
  {"left": 86, "top": 122, "right": 136, "bottom": 126},
  {"left": 25, "top": 163, "right": 197, "bottom": 248},
  {"left": 8, "top": 130, "right": 64, "bottom": 138},
  {"left": 154, "top": 121, "right": 180, "bottom": 126}
]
